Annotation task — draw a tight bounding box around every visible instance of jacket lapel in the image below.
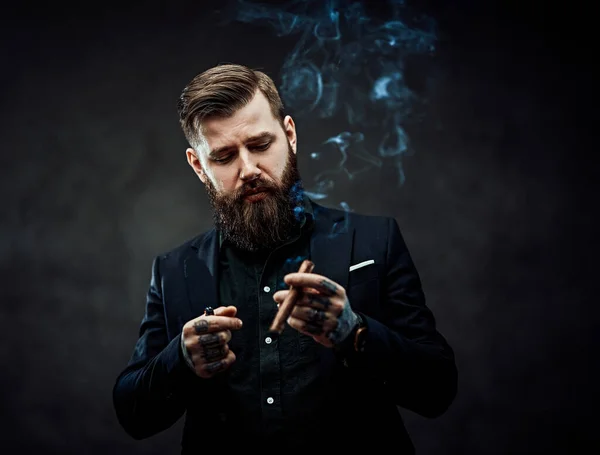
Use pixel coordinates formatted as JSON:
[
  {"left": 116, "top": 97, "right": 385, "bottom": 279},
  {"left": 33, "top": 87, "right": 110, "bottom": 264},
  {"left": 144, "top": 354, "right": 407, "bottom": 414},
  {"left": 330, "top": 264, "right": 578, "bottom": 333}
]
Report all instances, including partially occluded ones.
[
  {"left": 309, "top": 201, "right": 354, "bottom": 293},
  {"left": 184, "top": 229, "right": 220, "bottom": 319}
]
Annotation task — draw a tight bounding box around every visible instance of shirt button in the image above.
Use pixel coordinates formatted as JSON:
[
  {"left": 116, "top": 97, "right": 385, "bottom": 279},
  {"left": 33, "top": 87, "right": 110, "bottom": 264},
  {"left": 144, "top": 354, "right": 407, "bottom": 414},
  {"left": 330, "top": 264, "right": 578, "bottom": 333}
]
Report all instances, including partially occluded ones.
[
  {"left": 263, "top": 286, "right": 271, "bottom": 293},
  {"left": 265, "top": 337, "right": 272, "bottom": 344},
  {"left": 266, "top": 397, "right": 274, "bottom": 404}
]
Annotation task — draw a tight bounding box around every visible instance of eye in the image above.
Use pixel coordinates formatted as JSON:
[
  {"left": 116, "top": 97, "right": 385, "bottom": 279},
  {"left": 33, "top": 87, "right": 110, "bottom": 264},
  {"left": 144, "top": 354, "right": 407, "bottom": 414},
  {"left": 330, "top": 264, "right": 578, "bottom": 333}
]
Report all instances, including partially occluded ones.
[
  {"left": 212, "top": 155, "right": 233, "bottom": 164},
  {"left": 252, "top": 142, "right": 271, "bottom": 151}
]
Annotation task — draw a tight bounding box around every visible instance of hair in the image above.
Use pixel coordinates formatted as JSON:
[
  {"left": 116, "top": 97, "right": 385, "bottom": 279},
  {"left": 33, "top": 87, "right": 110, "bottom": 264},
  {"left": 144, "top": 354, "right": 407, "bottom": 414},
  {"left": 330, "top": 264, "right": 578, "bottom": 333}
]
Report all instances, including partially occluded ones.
[{"left": 177, "top": 63, "right": 285, "bottom": 150}]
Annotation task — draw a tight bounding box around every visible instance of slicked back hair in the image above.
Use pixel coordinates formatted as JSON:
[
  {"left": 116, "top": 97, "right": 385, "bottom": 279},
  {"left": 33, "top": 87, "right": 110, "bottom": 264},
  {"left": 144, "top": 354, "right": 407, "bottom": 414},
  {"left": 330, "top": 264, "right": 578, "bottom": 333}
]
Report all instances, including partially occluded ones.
[{"left": 177, "top": 63, "right": 285, "bottom": 150}]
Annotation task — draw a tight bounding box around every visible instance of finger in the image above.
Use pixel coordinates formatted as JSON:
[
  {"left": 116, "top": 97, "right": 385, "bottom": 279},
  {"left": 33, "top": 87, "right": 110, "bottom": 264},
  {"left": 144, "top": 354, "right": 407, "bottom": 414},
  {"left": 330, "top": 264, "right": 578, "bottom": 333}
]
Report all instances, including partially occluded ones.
[
  {"left": 197, "top": 330, "right": 232, "bottom": 347},
  {"left": 213, "top": 305, "right": 237, "bottom": 317},
  {"left": 295, "top": 292, "right": 334, "bottom": 309},
  {"left": 287, "top": 315, "right": 326, "bottom": 337},
  {"left": 273, "top": 290, "right": 289, "bottom": 304},
  {"left": 284, "top": 273, "right": 341, "bottom": 296},
  {"left": 201, "top": 344, "right": 230, "bottom": 363},
  {"left": 302, "top": 287, "right": 321, "bottom": 295},
  {"left": 198, "top": 350, "right": 236, "bottom": 378},
  {"left": 291, "top": 306, "right": 338, "bottom": 336},
  {"left": 273, "top": 288, "right": 319, "bottom": 307},
  {"left": 192, "top": 314, "right": 242, "bottom": 334},
  {"left": 290, "top": 305, "right": 329, "bottom": 324},
  {"left": 186, "top": 331, "right": 221, "bottom": 353}
]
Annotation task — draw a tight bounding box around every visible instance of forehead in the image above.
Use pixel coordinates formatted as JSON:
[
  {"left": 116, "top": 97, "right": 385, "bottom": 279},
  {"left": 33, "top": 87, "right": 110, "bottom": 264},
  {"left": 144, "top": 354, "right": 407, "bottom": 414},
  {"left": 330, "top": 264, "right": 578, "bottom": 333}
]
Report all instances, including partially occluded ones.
[{"left": 200, "top": 91, "right": 280, "bottom": 149}]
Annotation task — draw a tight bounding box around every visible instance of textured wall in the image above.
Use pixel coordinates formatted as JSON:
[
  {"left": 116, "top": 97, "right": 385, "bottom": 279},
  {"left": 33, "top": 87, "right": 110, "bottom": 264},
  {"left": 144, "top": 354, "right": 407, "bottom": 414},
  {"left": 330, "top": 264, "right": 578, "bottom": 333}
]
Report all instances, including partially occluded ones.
[{"left": 1, "top": 1, "right": 596, "bottom": 454}]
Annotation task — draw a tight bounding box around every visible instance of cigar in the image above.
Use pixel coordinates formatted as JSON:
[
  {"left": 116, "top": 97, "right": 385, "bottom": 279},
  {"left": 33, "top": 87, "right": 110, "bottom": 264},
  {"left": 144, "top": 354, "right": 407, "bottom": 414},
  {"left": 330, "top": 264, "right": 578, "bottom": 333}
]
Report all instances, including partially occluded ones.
[{"left": 268, "top": 259, "right": 315, "bottom": 336}]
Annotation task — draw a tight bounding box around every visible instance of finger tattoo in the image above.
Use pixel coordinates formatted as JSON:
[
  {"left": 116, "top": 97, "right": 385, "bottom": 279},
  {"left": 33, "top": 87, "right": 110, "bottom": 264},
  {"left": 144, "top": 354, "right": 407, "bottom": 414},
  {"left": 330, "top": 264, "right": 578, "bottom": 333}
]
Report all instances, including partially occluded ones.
[
  {"left": 193, "top": 319, "right": 210, "bottom": 334},
  {"left": 308, "top": 308, "right": 326, "bottom": 323},
  {"left": 203, "top": 346, "right": 226, "bottom": 362},
  {"left": 310, "top": 294, "right": 331, "bottom": 308},
  {"left": 320, "top": 279, "right": 338, "bottom": 296},
  {"left": 199, "top": 333, "right": 222, "bottom": 361},
  {"left": 199, "top": 333, "right": 221, "bottom": 347},
  {"left": 205, "top": 360, "right": 226, "bottom": 374}
]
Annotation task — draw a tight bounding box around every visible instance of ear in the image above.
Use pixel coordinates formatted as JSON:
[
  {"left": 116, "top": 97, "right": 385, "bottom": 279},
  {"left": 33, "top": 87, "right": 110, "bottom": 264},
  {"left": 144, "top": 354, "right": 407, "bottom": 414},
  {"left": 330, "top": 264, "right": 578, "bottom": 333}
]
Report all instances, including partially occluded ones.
[
  {"left": 283, "top": 115, "right": 297, "bottom": 154},
  {"left": 186, "top": 148, "right": 207, "bottom": 184}
]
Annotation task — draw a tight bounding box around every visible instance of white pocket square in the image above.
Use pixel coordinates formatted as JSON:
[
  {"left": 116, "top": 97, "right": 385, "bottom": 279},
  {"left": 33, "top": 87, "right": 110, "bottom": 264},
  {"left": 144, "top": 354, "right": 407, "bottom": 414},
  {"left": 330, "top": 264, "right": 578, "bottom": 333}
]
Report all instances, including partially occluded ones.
[{"left": 349, "top": 260, "right": 375, "bottom": 272}]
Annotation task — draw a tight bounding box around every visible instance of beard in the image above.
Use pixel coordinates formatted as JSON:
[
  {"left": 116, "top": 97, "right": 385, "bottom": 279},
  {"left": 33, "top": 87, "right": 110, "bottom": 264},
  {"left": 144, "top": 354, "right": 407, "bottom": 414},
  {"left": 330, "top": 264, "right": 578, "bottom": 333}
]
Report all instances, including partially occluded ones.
[{"left": 204, "top": 144, "right": 304, "bottom": 253}]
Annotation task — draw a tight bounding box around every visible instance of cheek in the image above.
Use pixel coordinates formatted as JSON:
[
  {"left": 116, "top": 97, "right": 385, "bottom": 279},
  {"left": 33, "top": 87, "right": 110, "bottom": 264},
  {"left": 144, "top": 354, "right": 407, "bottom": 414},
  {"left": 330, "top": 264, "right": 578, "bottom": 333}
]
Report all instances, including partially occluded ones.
[
  {"left": 267, "top": 150, "right": 288, "bottom": 180},
  {"left": 210, "top": 169, "right": 237, "bottom": 192}
]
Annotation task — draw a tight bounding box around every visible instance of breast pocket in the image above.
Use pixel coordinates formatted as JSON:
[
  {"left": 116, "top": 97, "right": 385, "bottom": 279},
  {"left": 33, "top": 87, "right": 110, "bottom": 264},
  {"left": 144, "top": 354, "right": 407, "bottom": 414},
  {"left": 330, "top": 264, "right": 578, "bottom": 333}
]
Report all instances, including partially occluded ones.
[
  {"left": 348, "top": 262, "right": 378, "bottom": 286},
  {"left": 347, "top": 262, "right": 380, "bottom": 314}
]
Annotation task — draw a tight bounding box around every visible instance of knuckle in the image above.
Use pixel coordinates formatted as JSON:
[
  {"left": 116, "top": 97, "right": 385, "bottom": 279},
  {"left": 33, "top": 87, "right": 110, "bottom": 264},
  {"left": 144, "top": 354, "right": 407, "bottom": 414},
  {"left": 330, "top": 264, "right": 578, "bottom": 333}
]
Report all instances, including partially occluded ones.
[
  {"left": 183, "top": 322, "right": 195, "bottom": 337},
  {"left": 184, "top": 338, "right": 195, "bottom": 351},
  {"left": 198, "top": 333, "right": 214, "bottom": 344}
]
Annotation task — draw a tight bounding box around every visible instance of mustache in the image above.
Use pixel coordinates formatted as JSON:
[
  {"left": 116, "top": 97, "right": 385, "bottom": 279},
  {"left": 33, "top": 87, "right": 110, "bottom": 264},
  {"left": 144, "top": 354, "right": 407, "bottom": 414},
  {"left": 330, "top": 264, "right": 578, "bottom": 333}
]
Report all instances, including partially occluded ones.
[{"left": 235, "top": 179, "right": 278, "bottom": 199}]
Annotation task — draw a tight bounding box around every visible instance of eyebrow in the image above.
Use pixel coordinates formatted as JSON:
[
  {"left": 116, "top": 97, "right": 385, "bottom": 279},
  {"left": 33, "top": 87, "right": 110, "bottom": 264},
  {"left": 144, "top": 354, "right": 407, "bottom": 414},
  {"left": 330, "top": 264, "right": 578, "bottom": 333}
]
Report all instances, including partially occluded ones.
[{"left": 209, "top": 132, "right": 276, "bottom": 158}]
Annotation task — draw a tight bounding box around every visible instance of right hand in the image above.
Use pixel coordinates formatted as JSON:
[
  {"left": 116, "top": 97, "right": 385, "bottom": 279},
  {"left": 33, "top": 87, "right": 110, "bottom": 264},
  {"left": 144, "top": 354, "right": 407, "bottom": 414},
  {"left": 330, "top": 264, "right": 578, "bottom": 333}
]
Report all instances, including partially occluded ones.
[{"left": 181, "top": 305, "right": 242, "bottom": 379}]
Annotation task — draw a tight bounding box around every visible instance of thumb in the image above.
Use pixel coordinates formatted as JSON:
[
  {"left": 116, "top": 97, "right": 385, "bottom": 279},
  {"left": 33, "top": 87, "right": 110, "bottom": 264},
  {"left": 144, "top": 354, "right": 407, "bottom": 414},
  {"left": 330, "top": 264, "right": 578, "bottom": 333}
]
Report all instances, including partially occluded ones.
[{"left": 213, "top": 305, "right": 237, "bottom": 317}]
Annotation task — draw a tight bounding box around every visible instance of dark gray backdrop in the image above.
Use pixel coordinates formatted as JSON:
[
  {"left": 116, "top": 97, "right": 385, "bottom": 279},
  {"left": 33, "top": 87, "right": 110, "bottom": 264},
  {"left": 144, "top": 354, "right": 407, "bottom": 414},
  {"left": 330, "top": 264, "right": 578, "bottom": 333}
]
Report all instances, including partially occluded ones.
[{"left": 1, "top": 1, "right": 596, "bottom": 454}]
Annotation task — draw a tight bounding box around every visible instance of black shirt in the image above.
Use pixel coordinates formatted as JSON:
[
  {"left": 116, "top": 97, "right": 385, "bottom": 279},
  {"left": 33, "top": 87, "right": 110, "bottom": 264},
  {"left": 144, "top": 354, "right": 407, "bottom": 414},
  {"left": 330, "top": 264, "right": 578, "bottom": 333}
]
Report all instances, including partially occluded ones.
[{"left": 218, "top": 196, "right": 333, "bottom": 441}]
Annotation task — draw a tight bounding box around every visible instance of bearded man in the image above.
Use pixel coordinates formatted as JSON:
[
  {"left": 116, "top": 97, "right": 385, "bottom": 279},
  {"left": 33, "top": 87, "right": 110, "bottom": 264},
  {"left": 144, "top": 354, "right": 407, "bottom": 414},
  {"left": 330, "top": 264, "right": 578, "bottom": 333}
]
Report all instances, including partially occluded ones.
[{"left": 113, "top": 63, "right": 457, "bottom": 453}]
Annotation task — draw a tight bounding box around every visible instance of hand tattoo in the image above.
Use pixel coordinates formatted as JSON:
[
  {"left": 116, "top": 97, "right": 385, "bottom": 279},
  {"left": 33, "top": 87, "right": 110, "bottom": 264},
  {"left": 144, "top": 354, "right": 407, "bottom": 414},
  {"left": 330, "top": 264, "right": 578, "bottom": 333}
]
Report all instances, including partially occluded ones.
[
  {"left": 327, "top": 303, "right": 358, "bottom": 346},
  {"left": 193, "top": 319, "right": 210, "bottom": 334}
]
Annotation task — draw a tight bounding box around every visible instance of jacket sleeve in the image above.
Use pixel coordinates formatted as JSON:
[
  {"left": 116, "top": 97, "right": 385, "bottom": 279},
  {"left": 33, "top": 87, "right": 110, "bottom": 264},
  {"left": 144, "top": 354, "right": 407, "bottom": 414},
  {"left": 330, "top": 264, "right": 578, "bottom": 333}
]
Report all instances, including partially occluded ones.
[
  {"left": 354, "top": 217, "right": 458, "bottom": 418},
  {"left": 112, "top": 255, "right": 194, "bottom": 439}
]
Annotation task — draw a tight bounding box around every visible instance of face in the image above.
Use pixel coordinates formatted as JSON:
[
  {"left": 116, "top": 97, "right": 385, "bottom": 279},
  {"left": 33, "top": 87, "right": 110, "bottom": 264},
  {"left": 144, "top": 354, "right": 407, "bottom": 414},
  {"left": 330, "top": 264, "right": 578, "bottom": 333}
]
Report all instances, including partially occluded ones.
[{"left": 186, "top": 90, "right": 304, "bottom": 252}]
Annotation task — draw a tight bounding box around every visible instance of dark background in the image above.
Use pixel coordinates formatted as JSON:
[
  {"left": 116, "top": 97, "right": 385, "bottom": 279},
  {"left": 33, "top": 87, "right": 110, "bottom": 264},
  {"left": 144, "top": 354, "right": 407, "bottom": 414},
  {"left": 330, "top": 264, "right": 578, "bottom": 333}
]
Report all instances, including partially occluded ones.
[{"left": 1, "top": 1, "right": 597, "bottom": 454}]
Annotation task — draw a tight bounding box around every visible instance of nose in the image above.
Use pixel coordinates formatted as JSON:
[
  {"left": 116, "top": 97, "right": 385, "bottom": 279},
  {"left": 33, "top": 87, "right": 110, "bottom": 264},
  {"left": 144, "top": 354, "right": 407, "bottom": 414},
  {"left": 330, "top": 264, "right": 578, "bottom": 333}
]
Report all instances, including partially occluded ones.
[{"left": 239, "top": 149, "right": 261, "bottom": 182}]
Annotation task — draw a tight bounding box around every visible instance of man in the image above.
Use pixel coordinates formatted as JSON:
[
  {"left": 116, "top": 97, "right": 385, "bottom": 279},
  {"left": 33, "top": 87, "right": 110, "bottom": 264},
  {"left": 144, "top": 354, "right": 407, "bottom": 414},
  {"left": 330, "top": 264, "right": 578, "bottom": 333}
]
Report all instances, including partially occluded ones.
[{"left": 112, "top": 63, "right": 457, "bottom": 453}]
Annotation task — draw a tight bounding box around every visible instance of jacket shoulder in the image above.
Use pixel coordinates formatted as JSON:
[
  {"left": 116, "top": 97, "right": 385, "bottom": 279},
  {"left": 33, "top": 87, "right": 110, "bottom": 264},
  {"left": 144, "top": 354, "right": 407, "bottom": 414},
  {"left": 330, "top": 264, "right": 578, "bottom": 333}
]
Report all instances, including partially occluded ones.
[
  {"left": 154, "top": 229, "right": 213, "bottom": 263},
  {"left": 311, "top": 200, "right": 394, "bottom": 229}
]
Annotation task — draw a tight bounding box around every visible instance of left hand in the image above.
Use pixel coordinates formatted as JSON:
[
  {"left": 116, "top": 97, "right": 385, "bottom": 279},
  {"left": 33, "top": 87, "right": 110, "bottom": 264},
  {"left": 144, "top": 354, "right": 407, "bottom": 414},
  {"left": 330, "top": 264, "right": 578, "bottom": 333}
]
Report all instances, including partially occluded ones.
[{"left": 273, "top": 272, "right": 358, "bottom": 348}]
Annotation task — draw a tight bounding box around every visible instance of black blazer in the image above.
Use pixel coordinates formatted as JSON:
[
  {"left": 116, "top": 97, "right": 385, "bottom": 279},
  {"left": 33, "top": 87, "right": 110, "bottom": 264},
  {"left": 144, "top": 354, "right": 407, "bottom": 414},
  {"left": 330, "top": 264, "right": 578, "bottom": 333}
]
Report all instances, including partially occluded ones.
[{"left": 113, "top": 200, "right": 458, "bottom": 453}]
